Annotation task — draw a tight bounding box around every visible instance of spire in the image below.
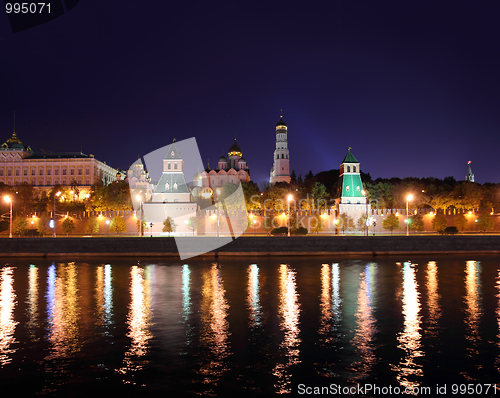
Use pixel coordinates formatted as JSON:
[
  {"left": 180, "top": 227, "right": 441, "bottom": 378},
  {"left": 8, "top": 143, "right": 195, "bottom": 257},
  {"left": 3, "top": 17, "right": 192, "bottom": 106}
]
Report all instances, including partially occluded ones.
[
  {"left": 342, "top": 147, "right": 359, "bottom": 163},
  {"left": 466, "top": 160, "right": 474, "bottom": 182}
]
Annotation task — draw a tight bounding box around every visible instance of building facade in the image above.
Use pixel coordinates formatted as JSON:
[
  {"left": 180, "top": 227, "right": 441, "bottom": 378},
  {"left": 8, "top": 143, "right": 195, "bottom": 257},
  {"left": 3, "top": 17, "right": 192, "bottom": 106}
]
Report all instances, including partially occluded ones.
[
  {"left": 270, "top": 115, "right": 291, "bottom": 184},
  {"left": 0, "top": 132, "right": 118, "bottom": 199}
]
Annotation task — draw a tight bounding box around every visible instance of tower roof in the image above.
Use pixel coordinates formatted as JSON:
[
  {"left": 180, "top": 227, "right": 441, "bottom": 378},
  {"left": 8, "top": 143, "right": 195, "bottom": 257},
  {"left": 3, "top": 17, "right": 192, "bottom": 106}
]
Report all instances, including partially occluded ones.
[
  {"left": 228, "top": 139, "right": 242, "bottom": 156},
  {"left": 164, "top": 141, "right": 181, "bottom": 159},
  {"left": 219, "top": 154, "right": 227, "bottom": 162},
  {"left": 276, "top": 116, "right": 287, "bottom": 127},
  {"left": 342, "top": 147, "right": 359, "bottom": 163}
]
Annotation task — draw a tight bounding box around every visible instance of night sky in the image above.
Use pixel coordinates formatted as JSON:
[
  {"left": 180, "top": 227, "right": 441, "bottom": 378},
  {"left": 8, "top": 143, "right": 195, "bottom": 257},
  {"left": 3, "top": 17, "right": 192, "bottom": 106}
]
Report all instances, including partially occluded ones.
[{"left": 1, "top": 1, "right": 500, "bottom": 185}]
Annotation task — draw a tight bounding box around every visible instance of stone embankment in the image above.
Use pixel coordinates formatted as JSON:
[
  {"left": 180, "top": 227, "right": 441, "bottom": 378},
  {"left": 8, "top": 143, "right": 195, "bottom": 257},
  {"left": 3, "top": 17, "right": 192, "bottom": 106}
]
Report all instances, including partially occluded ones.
[{"left": 0, "top": 236, "right": 499, "bottom": 258}]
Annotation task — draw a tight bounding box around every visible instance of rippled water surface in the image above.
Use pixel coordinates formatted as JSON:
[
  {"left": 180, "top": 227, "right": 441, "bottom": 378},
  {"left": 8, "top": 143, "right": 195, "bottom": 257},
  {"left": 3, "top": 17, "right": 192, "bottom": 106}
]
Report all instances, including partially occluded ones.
[{"left": 1, "top": 255, "right": 500, "bottom": 397}]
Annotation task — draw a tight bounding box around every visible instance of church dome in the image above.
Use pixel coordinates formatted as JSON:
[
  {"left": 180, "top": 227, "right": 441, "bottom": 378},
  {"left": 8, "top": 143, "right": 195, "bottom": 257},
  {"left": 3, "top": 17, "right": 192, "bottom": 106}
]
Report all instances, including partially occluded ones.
[
  {"left": 193, "top": 170, "right": 202, "bottom": 180},
  {"left": 239, "top": 156, "right": 246, "bottom": 163},
  {"left": 276, "top": 116, "right": 287, "bottom": 127},
  {"left": 228, "top": 139, "right": 242, "bottom": 157},
  {"left": 2, "top": 132, "right": 26, "bottom": 150},
  {"left": 218, "top": 154, "right": 227, "bottom": 162}
]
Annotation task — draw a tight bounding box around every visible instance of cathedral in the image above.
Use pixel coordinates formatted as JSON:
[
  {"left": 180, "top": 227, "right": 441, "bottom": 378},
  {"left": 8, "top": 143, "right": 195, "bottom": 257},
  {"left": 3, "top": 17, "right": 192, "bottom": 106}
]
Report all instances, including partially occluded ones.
[
  {"left": 191, "top": 138, "right": 250, "bottom": 199},
  {"left": 270, "top": 114, "right": 291, "bottom": 184}
]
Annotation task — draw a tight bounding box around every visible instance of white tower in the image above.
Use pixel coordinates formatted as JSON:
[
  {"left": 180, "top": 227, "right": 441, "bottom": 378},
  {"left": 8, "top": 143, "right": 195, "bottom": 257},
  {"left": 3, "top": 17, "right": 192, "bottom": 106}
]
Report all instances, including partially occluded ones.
[{"left": 270, "top": 114, "right": 290, "bottom": 184}]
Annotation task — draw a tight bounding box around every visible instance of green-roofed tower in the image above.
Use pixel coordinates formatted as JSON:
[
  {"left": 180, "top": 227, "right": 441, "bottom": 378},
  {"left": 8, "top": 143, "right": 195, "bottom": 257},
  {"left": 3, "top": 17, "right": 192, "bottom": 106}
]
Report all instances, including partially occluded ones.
[
  {"left": 338, "top": 147, "right": 365, "bottom": 202},
  {"left": 336, "top": 148, "right": 368, "bottom": 233}
]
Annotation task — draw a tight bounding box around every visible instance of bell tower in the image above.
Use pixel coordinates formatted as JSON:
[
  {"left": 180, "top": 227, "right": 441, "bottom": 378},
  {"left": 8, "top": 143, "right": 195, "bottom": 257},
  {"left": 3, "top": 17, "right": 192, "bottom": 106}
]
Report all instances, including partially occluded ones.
[{"left": 270, "top": 112, "right": 291, "bottom": 185}]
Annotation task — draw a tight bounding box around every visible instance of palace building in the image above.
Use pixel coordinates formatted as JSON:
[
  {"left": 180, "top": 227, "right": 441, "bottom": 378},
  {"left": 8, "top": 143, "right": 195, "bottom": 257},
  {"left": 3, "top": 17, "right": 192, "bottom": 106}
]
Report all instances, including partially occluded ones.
[
  {"left": 270, "top": 114, "right": 291, "bottom": 185},
  {"left": 0, "top": 131, "right": 118, "bottom": 199}
]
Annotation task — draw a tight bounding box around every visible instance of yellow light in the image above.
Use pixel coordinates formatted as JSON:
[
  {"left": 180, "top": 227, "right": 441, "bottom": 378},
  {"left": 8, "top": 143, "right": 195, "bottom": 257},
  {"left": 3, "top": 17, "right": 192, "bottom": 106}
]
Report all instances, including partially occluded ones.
[
  {"left": 407, "top": 194, "right": 413, "bottom": 201},
  {"left": 4, "top": 195, "right": 10, "bottom": 203},
  {"left": 253, "top": 219, "right": 257, "bottom": 224},
  {"left": 321, "top": 213, "right": 327, "bottom": 219},
  {"left": 56, "top": 191, "right": 61, "bottom": 197},
  {"left": 98, "top": 214, "right": 103, "bottom": 218},
  {"left": 361, "top": 190, "right": 366, "bottom": 196},
  {"left": 430, "top": 212, "right": 434, "bottom": 215},
  {"left": 468, "top": 211, "right": 472, "bottom": 215},
  {"left": 288, "top": 194, "right": 293, "bottom": 201},
  {"left": 136, "top": 195, "right": 141, "bottom": 201},
  {"left": 216, "top": 188, "right": 222, "bottom": 195}
]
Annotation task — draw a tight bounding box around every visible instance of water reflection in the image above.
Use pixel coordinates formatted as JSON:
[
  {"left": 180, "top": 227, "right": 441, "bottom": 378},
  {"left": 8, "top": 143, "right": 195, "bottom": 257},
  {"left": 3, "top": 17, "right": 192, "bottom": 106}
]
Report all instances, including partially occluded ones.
[
  {"left": 45, "top": 262, "right": 80, "bottom": 360},
  {"left": 247, "top": 264, "right": 262, "bottom": 328},
  {"left": 319, "top": 263, "right": 342, "bottom": 343},
  {"left": 464, "top": 261, "right": 481, "bottom": 348},
  {"left": 95, "top": 264, "right": 113, "bottom": 334},
  {"left": 0, "top": 266, "right": 18, "bottom": 366},
  {"left": 181, "top": 264, "right": 193, "bottom": 351},
  {"left": 273, "top": 264, "right": 301, "bottom": 394},
  {"left": 198, "top": 264, "right": 231, "bottom": 391},
  {"left": 117, "top": 265, "right": 154, "bottom": 383},
  {"left": 425, "top": 261, "right": 441, "bottom": 336},
  {"left": 392, "top": 262, "right": 423, "bottom": 391},
  {"left": 350, "top": 263, "right": 377, "bottom": 378},
  {"left": 26, "top": 264, "right": 39, "bottom": 341}
]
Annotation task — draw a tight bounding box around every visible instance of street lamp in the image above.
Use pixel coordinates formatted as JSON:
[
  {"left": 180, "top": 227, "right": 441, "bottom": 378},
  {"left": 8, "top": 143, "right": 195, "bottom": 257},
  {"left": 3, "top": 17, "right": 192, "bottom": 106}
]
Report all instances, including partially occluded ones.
[
  {"left": 361, "top": 190, "right": 368, "bottom": 236},
  {"left": 136, "top": 195, "right": 143, "bottom": 237},
  {"left": 52, "top": 191, "right": 61, "bottom": 238},
  {"left": 4, "top": 196, "right": 12, "bottom": 238},
  {"left": 287, "top": 194, "right": 293, "bottom": 237},
  {"left": 406, "top": 194, "right": 413, "bottom": 236}
]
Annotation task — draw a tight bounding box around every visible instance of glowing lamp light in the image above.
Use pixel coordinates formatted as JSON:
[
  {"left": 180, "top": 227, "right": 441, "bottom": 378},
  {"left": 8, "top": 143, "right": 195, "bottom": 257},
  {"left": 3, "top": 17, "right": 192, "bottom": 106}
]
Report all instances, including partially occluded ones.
[
  {"left": 468, "top": 211, "right": 472, "bottom": 215},
  {"left": 4, "top": 195, "right": 10, "bottom": 203},
  {"left": 288, "top": 194, "right": 293, "bottom": 201},
  {"left": 407, "top": 194, "right": 413, "bottom": 201},
  {"left": 49, "top": 220, "right": 55, "bottom": 228}
]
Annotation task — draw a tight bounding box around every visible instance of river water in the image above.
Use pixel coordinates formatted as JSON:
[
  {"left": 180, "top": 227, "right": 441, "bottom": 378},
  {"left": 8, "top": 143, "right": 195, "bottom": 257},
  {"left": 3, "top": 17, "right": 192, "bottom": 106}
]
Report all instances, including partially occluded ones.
[{"left": 0, "top": 256, "right": 499, "bottom": 397}]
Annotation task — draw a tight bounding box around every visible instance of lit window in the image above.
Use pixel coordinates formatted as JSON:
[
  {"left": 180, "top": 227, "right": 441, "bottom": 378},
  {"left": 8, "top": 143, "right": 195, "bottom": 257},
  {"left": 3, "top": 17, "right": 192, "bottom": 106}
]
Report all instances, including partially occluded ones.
[
  {"left": 15, "top": 169, "right": 19, "bottom": 176},
  {"left": 55, "top": 168, "right": 59, "bottom": 175},
  {"left": 47, "top": 168, "right": 51, "bottom": 175},
  {"left": 23, "top": 169, "right": 27, "bottom": 176},
  {"left": 346, "top": 186, "right": 350, "bottom": 191},
  {"left": 174, "top": 182, "right": 178, "bottom": 190},
  {"left": 78, "top": 169, "right": 82, "bottom": 175},
  {"left": 63, "top": 169, "right": 67, "bottom": 175},
  {"left": 70, "top": 169, "right": 74, "bottom": 175},
  {"left": 7, "top": 169, "right": 11, "bottom": 176},
  {"left": 356, "top": 186, "right": 360, "bottom": 191},
  {"left": 165, "top": 182, "right": 169, "bottom": 190},
  {"left": 39, "top": 169, "right": 43, "bottom": 176}
]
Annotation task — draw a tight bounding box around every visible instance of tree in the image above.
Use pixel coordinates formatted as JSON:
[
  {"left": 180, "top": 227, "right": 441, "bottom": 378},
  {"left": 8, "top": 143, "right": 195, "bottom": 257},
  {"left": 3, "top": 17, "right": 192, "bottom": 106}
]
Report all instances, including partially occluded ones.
[
  {"left": 85, "top": 217, "right": 99, "bottom": 235},
  {"left": 37, "top": 215, "right": 51, "bottom": 237},
  {"left": 382, "top": 213, "right": 400, "bottom": 235},
  {"left": 337, "top": 213, "right": 354, "bottom": 235},
  {"left": 162, "top": 217, "right": 177, "bottom": 236},
  {"left": 241, "top": 181, "right": 261, "bottom": 211},
  {"left": 12, "top": 216, "right": 28, "bottom": 236},
  {"left": 62, "top": 217, "right": 75, "bottom": 236},
  {"left": 357, "top": 214, "right": 369, "bottom": 234},
  {"left": 455, "top": 213, "right": 468, "bottom": 233},
  {"left": 110, "top": 216, "right": 127, "bottom": 234},
  {"left": 432, "top": 214, "right": 447, "bottom": 234},
  {"left": 185, "top": 216, "right": 202, "bottom": 236},
  {"left": 310, "top": 182, "right": 328, "bottom": 210},
  {"left": 476, "top": 214, "right": 495, "bottom": 234},
  {"left": 409, "top": 214, "right": 424, "bottom": 234},
  {"left": 136, "top": 217, "right": 146, "bottom": 235},
  {"left": 311, "top": 215, "right": 324, "bottom": 235}
]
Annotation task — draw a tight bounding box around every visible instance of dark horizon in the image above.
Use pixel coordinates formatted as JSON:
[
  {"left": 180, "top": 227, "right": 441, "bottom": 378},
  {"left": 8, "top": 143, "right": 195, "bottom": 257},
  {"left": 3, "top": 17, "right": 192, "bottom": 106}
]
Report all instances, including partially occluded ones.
[{"left": 2, "top": 1, "right": 499, "bottom": 185}]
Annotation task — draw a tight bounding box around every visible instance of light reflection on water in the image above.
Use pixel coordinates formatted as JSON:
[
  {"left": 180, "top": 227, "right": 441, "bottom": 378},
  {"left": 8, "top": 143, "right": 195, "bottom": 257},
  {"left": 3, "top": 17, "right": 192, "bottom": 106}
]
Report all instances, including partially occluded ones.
[
  {"left": 273, "top": 264, "right": 301, "bottom": 394},
  {"left": 350, "top": 263, "right": 377, "bottom": 378},
  {"left": 0, "top": 257, "right": 500, "bottom": 396},
  {"left": 0, "top": 266, "right": 17, "bottom": 366},
  {"left": 197, "top": 264, "right": 231, "bottom": 393},
  {"left": 117, "top": 265, "right": 154, "bottom": 383},
  {"left": 392, "top": 262, "right": 423, "bottom": 391}
]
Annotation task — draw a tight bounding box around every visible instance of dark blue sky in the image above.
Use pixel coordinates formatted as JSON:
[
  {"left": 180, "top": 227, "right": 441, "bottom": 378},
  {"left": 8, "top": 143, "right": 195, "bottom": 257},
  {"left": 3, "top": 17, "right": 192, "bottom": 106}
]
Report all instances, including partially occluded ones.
[{"left": 1, "top": 1, "right": 499, "bottom": 185}]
